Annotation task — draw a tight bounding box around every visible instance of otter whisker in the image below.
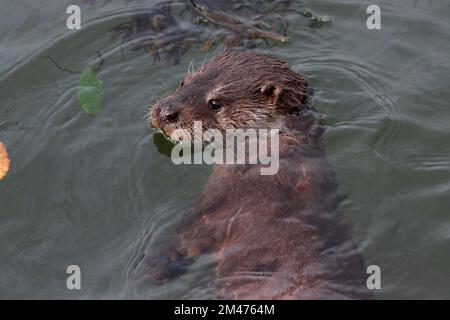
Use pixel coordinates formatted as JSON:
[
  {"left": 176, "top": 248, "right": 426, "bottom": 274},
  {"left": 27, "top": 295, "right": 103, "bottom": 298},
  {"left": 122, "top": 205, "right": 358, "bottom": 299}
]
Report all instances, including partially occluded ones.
[
  {"left": 214, "top": 79, "right": 248, "bottom": 92},
  {"left": 188, "top": 59, "right": 195, "bottom": 76},
  {"left": 142, "top": 109, "right": 153, "bottom": 121},
  {"left": 200, "top": 53, "right": 209, "bottom": 73}
]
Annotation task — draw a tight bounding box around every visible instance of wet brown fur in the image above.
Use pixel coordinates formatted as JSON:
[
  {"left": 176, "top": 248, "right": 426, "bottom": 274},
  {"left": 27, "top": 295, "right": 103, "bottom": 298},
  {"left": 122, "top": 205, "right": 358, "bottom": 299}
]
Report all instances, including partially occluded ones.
[{"left": 146, "top": 50, "right": 371, "bottom": 299}]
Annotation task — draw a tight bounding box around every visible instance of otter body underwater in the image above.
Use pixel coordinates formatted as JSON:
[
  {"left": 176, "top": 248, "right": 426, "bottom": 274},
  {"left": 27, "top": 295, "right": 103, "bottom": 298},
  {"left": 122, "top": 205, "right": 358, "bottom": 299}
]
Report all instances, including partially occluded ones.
[{"left": 144, "top": 50, "right": 372, "bottom": 299}]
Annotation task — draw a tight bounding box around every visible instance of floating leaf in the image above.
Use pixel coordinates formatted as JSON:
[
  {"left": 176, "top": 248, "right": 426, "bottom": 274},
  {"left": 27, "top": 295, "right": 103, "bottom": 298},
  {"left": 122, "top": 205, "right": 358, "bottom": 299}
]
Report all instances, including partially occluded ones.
[
  {"left": 300, "top": 8, "right": 313, "bottom": 17},
  {"left": 78, "top": 66, "right": 103, "bottom": 115},
  {"left": 321, "top": 16, "right": 332, "bottom": 23},
  {"left": 0, "top": 142, "right": 10, "bottom": 180}
]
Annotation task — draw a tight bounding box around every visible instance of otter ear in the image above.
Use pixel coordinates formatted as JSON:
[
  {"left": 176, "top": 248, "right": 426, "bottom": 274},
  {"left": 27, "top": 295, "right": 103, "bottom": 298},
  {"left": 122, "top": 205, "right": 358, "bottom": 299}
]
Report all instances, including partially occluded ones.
[
  {"left": 260, "top": 84, "right": 308, "bottom": 114},
  {"left": 260, "top": 84, "right": 282, "bottom": 105}
]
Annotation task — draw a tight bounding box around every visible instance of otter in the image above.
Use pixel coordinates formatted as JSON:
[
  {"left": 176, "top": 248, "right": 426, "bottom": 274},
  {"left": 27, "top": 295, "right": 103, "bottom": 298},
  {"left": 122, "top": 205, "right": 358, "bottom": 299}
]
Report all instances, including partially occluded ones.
[{"left": 146, "top": 50, "right": 372, "bottom": 299}]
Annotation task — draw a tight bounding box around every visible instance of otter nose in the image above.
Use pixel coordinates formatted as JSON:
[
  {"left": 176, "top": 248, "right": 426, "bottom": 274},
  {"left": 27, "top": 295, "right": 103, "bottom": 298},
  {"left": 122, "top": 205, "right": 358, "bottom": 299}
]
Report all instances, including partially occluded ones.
[{"left": 158, "top": 104, "right": 179, "bottom": 123}]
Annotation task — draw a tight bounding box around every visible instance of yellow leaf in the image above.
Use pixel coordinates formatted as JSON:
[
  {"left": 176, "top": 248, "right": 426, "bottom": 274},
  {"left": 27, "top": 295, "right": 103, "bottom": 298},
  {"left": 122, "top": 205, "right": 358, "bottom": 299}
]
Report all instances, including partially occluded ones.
[{"left": 0, "top": 142, "right": 11, "bottom": 180}]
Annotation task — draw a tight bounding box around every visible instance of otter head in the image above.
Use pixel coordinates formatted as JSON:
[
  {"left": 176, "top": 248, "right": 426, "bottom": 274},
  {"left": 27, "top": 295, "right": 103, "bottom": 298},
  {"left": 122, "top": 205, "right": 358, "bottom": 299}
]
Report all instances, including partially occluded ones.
[{"left": 150, "top": 50, "right": 310, "bottom": 142}]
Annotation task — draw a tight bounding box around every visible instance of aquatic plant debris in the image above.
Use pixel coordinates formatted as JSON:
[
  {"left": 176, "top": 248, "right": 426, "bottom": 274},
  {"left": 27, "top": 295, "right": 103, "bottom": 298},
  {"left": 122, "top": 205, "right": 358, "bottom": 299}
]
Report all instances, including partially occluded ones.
[
  {"left": 0, "top": 142, "right": 10, "bottom": 180},
  {"left": 78, "top": 66, "right": 103, "bottom": 115},
  {"left": 190, "top": 0, "right": 289, "bottom": 43},
  {"left": 298, "top": 8, "right": 331, "bottom": 28},
  {"left": 309, "top": 15, "right": 332, "bottom": 28},
  {"left": 88, "top": 0, "right": 331, "bottom": 64}
]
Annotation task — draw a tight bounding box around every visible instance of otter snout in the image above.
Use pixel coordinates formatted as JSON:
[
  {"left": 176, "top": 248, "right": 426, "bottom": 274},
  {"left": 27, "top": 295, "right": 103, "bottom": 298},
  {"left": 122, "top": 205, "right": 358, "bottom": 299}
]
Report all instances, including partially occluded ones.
[{"left": 151, "top": 102, "right": 179, "bottom": 130}]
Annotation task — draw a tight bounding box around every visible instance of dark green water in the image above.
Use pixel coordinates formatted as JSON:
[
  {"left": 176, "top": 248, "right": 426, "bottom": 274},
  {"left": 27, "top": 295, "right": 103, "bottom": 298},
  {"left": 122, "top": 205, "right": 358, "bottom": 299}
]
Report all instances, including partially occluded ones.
[{"left": 0, "top": 0, "right": 449, "bottom": 299}]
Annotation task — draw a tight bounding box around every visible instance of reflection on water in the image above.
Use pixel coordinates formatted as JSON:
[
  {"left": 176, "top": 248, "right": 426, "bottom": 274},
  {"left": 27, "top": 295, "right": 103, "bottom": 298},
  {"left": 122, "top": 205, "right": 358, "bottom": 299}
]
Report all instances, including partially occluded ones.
[{"left": 0, "top": 0, "right": 450, "bottom": 299}]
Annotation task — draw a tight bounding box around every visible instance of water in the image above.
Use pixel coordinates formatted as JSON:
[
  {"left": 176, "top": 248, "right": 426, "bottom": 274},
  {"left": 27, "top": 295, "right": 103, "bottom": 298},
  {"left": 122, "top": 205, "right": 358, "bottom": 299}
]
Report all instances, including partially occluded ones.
[{"left": 0, "top": 0, "right": 449, "bottom": 299}]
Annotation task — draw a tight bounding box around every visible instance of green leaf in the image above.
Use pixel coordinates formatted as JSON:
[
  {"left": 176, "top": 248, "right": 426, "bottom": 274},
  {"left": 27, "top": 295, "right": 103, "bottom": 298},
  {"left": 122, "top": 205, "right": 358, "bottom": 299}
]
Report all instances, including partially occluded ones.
[{"left": 78, "top": 66, "right": 103, "bottom": 115}]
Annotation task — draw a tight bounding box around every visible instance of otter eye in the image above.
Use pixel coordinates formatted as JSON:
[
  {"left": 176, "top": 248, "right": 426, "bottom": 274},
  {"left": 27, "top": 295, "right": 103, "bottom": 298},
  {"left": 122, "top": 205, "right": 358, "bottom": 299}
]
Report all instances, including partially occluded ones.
[{"left": 208, "top": 99, "right": 222, "bottom": 111}]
